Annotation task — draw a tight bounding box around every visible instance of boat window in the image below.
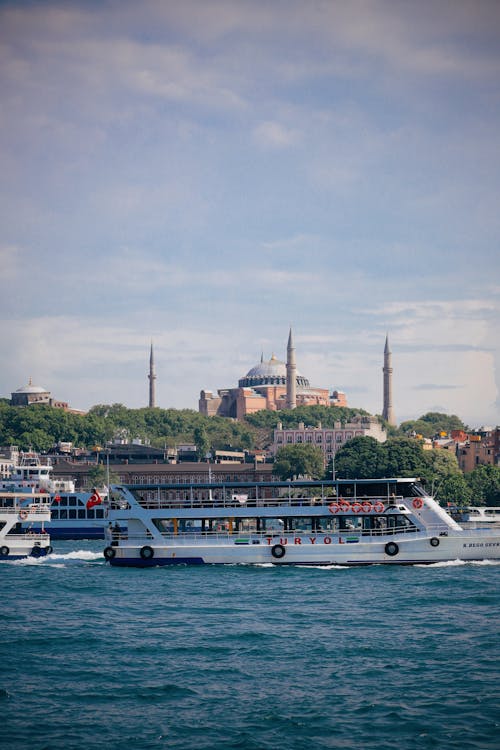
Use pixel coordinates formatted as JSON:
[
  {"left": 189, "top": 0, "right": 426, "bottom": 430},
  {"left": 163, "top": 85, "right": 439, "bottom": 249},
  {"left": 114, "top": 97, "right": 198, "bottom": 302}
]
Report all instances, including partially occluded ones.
[
  {"left": 87, "top": 509, "right": 95, "bottom": 519},
  {"left": 59, "top": 509, "right": 67, "bottom": 519},
  {"left": 339, "top": 516, "right": 362, "bottom": 531},
  {"left": 95, "top": 508, "right": 104, "bottom": 518},
  {"left": 51, "top": 509, "right": 59, "bottom": 519},
  {"left": 78, "top": 509, "right": 86, "bottom": 519},
  {"left": 68, "top": 509, "right": 77, "bottom": 519},
  {"left": 68, "top": 497, "right": 77, "bottom": 506}
]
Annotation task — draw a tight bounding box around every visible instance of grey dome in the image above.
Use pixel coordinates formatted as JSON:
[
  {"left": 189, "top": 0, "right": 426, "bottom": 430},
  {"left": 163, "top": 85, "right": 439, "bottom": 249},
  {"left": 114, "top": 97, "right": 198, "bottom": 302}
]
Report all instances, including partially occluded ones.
[
  {"left": 239, "top": 354, "right": 309, "bottom": 388},
  {"left": 15, "top": 382, "right": 48, "bottom": 394}
]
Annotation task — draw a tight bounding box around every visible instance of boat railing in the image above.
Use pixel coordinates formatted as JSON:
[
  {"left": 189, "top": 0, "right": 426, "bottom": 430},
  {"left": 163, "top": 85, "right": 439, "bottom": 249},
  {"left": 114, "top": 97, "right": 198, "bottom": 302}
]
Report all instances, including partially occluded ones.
[
  {"left": 0, "top": 504, "right": 52, "bottom": 514},
  {"left": 128, "top": 494, "right": 410, "bottom": 511},
  {"left": 5, "top": 532, "right": 51, "bottom": 542},
  {"left": 109, "top": 523, "right": 440, "bottom": 544}
]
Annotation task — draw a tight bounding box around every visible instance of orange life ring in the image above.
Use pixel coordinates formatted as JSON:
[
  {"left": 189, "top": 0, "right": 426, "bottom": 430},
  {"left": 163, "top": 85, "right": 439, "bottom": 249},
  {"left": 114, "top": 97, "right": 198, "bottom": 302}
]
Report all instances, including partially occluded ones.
[
  {"left": 19, "top": 510, "right": 28, "bottom": 520},
  {"left": 362, "top": 501, "right": 373, "bottom": 513},
  {"left": 351, "top": 502, "right": 362, "bottom": 513},
  {"left": 412, "top": 498, "right": 424, "bottom": 510},
  {"left": 374, "top": 501, "right": 384, "bottom": 513},
  {"left": 339, "top": 500, "right": 351, "bottom": 512},
  {"left": 328, "top": 502, "right": 340, "bottom": 514}
]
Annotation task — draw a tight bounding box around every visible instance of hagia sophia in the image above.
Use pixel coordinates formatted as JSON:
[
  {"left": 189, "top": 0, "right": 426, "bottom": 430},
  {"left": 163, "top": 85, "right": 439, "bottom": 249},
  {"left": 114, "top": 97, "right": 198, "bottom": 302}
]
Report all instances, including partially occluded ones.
[
  {"left": 7, "top": 331, "right": 397, "bottom": 427},
  {"left": 198, "top": 328, "right": 347, "bottom": 420}
]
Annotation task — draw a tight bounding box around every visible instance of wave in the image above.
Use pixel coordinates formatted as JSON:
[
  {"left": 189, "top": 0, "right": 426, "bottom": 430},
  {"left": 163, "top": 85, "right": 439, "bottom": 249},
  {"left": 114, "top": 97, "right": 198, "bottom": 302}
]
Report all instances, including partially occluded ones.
[
  {"left": 416, "top": 558, "right": 500, "bottom": 568},
  {"left": 12, "top": 550, "right": 103, "bottom": 565}
]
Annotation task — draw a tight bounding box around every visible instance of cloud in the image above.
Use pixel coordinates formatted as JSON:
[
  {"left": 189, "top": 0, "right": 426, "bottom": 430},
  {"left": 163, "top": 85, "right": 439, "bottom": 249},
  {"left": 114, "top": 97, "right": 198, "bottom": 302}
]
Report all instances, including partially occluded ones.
[
  {"left": 414, "top": 384, "right": 463, "bottom": 391},
  {"left": 253, "top": 121, "right": 300, "bottom": 149}
]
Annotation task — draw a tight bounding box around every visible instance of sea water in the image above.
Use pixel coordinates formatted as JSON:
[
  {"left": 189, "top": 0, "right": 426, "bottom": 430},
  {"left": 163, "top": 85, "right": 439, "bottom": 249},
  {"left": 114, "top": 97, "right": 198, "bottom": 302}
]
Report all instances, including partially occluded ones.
[{"left": 2, "top": 542, "right": 499, "bottom": 750}]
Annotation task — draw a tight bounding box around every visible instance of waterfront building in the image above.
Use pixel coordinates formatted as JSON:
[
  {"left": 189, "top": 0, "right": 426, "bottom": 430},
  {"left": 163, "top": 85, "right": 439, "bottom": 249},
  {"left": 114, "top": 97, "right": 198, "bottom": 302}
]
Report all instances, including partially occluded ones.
[
  {"left": 271, "top": 416, "right": 387, "bottom": 466},
  {"left": 49, "top": 455, "right": 275, "bottom": 492},
  {"left": 199, "top": 328, "right": 346, "bottom": 420}
]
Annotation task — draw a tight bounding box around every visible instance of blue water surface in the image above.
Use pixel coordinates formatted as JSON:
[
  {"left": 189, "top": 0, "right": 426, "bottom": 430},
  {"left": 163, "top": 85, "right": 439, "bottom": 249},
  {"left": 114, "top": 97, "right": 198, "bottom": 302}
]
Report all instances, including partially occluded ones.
[{"left": 2, "top": 542, "right": 499, "bottom": 750}]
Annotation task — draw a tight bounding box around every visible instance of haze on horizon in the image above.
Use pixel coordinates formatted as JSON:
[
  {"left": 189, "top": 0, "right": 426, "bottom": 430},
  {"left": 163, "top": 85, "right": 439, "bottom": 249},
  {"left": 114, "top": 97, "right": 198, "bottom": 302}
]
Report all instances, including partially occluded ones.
[{"left": 1, "top": 0, "right": 499, "bottom": 428}]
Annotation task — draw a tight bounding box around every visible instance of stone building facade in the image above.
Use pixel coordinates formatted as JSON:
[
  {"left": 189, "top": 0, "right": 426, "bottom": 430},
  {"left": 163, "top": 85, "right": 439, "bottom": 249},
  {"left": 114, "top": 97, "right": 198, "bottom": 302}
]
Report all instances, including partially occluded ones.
[{"left": 271, "top": 416, "right": 387, "bottom": 466}]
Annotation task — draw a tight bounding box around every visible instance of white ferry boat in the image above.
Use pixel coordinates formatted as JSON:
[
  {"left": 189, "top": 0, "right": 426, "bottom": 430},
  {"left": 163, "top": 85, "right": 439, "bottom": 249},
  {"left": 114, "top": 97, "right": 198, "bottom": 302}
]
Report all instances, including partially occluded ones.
[
  {"left": 0, "top": 490, "right": 52, "bottom": 559},
  {"left": 0, "top": 452, "right": 110, "bottom": 539},
  {"left": 103, "top": 477, "right": 500, "bottom": 566}
]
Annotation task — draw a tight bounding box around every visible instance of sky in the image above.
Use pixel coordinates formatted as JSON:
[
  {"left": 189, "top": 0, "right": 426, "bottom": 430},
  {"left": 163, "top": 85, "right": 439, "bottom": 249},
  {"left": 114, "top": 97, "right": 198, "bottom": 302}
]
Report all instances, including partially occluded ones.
[{"left": 1, "top": 0, "right": 499, "bottom": 428}]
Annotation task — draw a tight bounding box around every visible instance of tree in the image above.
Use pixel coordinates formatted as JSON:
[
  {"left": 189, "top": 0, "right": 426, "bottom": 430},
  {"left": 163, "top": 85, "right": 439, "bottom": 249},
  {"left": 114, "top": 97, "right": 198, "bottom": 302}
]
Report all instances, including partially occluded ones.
[
  {"left": 331, "top": 437, "right": 385, "bottom": 479},
  {"left": 434, "top": 473, "right": 472, "bottom": 508},
  {"left": 399, "top": 412, "right": 466, "bottom": 438},
  {"left": 193, "top": 426, "right": 210, "bottom": 460},
  {"left": 274, "top": 444, "right": 324, "bottom": 481},
  {"left": 466, "top": 465, "right": 500, "bottom": 506},
  {"left": 382, "top": 438, "right": 428, "bottom": 479}
]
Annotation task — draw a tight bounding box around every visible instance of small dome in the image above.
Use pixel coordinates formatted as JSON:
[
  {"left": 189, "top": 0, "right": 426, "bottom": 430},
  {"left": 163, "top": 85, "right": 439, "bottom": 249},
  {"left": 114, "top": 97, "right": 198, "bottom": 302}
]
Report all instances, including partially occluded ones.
[{"left": 15, "top": 380, "right": 48, "bottom": 394}]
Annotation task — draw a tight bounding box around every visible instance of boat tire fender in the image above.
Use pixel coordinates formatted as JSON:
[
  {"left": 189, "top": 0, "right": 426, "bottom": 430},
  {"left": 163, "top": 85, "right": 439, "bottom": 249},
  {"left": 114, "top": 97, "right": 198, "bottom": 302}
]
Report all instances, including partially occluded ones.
[
  {"left": 45, "top": 545, "right": 53, "bottom": 555},
  {"left": 104, "top": 546, "right": 116, "bottom": 560},
  {"left": 0, "top": 545, "right": 9, "bottom": 556},
  {"left": 31, "top": 546, "right": 41, "bottom": 558},
  {"left": 140, "top": 545, "right": 154, "bottom": 560},
  {"left": 384, "top": 542, "right": 399, "bottom": 557},
  {"left": 430, "top": 537, "right": 440, "bottom": 547},
  {"left": 271, "top": 544, "right": 286, "bottom": 559}
]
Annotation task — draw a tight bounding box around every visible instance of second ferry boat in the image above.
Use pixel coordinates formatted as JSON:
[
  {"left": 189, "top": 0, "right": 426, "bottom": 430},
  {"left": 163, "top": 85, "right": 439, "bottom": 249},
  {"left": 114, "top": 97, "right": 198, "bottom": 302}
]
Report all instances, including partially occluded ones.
[
  {"left": 0, "top": 451, "right": 109, "bottom": 539},
  {"left": 103, "top": 477, "right": 500, "bottom": 566}
]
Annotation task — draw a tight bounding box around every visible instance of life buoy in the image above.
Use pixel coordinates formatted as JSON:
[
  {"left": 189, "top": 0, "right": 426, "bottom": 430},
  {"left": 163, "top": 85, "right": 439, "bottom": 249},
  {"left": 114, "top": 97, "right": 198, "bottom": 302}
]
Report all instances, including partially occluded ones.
[
  {"left": 384, "top": 542, "right": 399, "bottom": 557},
  {"left": 0, "top": 545, "right": 9, "bottom": 556},
  {"left": 104, "top": 546, "right": 116, "bottom": 560},
  {"left": 412, "top": 498, "right": 424, "bottom": 510},
  {"left": 328, "top": 502, "right": 340, "bottom": 514},
  {"left": 339, "top": 500, "right": 351, "bottom": 512},
  {"left": 374, "top": 501, "right": 384, "bottom": 513},
  {"left": 351, "top": 502, "right": 362, "bottom": 513},
  {"left": 140, "top": 545, "right": 154, "bottom": 560},
  {"left": 271, "top": 543, "right": 286, "bottom": 559},
  {"left": 362, "top": 501, "right": 373, "bottom": 513},
  {"left": 430, "top": 537, "right": 440, "bottom": 547},
  {"left": 19, "top": 510, "right": 28, "bottom": 520}
]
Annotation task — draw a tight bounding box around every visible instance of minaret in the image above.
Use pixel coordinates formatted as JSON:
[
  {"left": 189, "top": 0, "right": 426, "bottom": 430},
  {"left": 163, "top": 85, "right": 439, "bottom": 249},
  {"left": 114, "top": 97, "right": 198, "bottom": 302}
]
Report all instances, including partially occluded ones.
[
  {"left": 382, "top": 335, "right": 395, "bottom": 425},
  {"left": 148, "top": 341, "right": 157, "bottom": 408},
  {"left": 286, "top": 327, "right": 297, "bottom": 409}
]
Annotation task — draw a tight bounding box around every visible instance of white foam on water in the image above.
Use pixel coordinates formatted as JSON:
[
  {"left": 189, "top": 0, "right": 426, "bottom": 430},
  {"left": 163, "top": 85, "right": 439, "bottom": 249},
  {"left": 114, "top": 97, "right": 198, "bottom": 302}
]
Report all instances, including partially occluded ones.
[
  {"left": 48, "top": 550, "right": 103, "bottom": 561},
  {"left": 416, "top": 558, "right": 500, "bottom": 568},
  {"left": 9, "top": 550, "right": 103, "bottom": 565}
]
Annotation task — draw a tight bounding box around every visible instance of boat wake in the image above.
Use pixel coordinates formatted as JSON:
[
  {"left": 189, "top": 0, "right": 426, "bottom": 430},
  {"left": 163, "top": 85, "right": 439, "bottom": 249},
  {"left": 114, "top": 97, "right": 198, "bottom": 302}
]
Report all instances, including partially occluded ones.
[
  {"left": 11, "top": 550, "right": 103, "bottom": 566},
  {"left": 416, "top": 558, "right": 500, "bottom": 568}
]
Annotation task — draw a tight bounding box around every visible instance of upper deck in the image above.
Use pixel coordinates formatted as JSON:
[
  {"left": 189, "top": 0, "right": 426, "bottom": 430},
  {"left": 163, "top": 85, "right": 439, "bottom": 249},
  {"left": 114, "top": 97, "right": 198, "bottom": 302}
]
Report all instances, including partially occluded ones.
[{"left": 109, "top": 477, "right": 428, "bottom": 513}]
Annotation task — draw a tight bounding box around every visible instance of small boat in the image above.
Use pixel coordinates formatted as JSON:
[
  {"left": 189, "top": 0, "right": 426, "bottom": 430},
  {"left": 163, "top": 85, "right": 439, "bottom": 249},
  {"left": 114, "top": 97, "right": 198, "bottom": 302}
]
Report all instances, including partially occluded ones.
[
  {"left": 102, "top": 477, "right": 500, "bottom": 566},
  {"left": 0, "top": 490, "right": 52, "bottom": 560},
  {"left": 0, "top": 451, "right": 110, "bottom": 539},
  {"left": 450, "top": 506, "right": 500, "bottom": 528}
]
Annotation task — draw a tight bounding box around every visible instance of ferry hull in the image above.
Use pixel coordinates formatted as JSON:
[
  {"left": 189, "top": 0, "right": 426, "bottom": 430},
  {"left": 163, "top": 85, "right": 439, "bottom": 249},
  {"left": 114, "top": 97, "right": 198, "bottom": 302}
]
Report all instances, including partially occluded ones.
[{"left": 106, "top": 531, "right": 500, "bottom": 567}]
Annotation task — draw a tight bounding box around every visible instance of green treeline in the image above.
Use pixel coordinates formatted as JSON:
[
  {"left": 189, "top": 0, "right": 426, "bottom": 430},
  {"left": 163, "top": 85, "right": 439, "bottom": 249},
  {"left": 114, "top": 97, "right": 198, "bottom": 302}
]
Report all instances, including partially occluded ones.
[
  {"left": 0, "top": 402, "right": 256, "bottom": 453},
  {"left": 1, "top": 400, "right": 497, "bottom": 506}
]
